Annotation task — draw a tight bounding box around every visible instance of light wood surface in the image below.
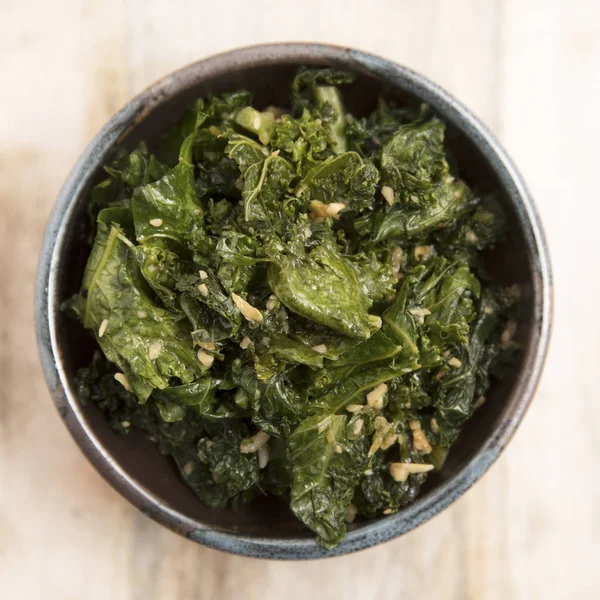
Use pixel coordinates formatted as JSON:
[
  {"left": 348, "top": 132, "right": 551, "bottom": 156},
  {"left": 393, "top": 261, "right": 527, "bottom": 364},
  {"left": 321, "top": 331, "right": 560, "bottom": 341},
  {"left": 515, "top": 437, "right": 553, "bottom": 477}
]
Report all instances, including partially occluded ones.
[{"left": 1, "top": 0, "right": 598, "bottom": 597}]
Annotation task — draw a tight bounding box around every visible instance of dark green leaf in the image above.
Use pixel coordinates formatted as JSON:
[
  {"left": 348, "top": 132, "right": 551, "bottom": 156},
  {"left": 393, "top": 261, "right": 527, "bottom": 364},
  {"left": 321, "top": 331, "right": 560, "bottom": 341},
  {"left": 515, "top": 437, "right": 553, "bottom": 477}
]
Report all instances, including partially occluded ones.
[
  {"left": 289, "top": 413, "right": 367, "bottom": 548},
  {"left": 360, "top": 177, "right": 474, "bottom": 242},
  {"left": 298, "top": 152, "right": 379, "bottom": 214},
  {"left": 380, "top": 119, "right": 448, "bottom": 205},
  {"left": 79, "top": 216, "right": 201, "bottom": 401},
  {"left": 268, "top": 241, "right": 376, "bottom": 339}
]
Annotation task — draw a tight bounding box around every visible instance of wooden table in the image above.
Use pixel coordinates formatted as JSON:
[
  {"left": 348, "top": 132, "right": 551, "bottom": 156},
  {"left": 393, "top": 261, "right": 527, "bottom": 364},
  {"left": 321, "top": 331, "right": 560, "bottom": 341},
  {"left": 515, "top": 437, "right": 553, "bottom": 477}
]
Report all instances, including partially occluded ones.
[{"left": 1, "top": 1, "right": 598, "bottom": 597}]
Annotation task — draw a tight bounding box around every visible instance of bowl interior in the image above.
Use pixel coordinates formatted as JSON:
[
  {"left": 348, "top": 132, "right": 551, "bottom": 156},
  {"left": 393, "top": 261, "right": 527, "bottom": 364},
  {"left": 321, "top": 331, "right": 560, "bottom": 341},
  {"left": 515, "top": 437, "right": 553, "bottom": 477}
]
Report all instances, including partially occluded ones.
[{"left": 52, "top": 55, "right": 535, "bottom": 541}]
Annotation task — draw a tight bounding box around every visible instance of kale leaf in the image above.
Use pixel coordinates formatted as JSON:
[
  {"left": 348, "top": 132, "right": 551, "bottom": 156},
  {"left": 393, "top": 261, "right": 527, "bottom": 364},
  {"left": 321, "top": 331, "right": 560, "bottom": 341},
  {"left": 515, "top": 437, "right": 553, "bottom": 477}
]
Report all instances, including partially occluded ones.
[
  {"left": 289, "top": 413, "right": 368, "bottom": 548},
  {"left": 267, "top": 239, "right": 377, "bottom": 339},
  {"left": 297, "top": 152, "right": 379, "bottom": 214}
]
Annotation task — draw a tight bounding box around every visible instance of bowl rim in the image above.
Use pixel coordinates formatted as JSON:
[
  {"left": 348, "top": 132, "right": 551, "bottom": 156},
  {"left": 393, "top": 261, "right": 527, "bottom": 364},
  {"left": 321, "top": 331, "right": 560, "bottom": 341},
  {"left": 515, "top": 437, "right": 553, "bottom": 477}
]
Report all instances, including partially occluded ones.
[{"left": 35, "top": 42, "right": 553, "bottom": 560}]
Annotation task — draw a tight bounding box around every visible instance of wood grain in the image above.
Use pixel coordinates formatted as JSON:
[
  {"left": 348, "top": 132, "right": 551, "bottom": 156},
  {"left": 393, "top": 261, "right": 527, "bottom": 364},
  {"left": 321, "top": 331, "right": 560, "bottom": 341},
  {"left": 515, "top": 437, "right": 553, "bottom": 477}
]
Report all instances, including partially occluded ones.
[{"left": 1, "top": 0, "right": 597, "bottom": 597}]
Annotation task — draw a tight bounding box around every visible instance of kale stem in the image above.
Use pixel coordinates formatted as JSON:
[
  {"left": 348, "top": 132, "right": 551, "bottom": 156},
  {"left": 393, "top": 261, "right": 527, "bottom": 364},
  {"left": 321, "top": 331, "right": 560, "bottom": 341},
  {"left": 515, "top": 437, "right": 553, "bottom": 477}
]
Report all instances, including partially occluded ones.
[{"left": 314, "top": 86, "right": 347, "bottom": 154}]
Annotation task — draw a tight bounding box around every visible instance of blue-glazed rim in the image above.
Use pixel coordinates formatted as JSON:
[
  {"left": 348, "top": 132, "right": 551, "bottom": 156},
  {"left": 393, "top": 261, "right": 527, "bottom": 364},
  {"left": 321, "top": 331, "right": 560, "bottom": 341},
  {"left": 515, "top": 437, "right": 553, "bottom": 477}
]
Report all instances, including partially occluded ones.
[{"left": 35, "top": 43, "right": 552, "bottom": 560}]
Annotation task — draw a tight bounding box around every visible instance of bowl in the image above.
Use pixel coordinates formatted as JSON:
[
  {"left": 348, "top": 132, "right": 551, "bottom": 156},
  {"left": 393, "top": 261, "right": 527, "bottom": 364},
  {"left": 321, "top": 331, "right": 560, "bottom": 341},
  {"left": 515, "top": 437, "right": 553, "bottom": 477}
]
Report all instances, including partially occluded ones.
[{"left": 35, "top": 43, "right": 552, "bottom": 559}]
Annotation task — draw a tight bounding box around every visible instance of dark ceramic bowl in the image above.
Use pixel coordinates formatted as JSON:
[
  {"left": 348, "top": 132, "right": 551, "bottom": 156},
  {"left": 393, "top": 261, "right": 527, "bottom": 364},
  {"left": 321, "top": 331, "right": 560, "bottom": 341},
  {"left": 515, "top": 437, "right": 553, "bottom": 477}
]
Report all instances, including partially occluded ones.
[{"left": 35, "top": 43, "right": 552, "bottom": 559}]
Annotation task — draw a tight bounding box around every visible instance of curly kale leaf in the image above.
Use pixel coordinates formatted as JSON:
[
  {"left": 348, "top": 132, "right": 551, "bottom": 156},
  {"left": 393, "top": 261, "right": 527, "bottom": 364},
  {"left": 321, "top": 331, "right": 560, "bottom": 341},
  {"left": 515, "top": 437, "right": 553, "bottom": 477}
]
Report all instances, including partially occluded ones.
[
  {"left": 289, "top": 413, "right": 368, "bottom": 548},
  {"left": 231, "top": 360, "right": 307, "bottom": 437},
  {"left": 268, "top": 240, "right": 376, "bottom": 339},
  {"left": 327, "top": 274, "right": 421, "bottom": 371},
  {"left": 291, "top": 67, "right": 354, "bottom": 111},
  {"left": 433, "top": 199, "right": 506, "bottom": 266},
  {"left": 104, "top": 143, "right": 169, "bottom": 189},
  {"left": 157, "top": 91, "right": 251, "bottom": 165},
  {"left": 423, "top": 261, "right": 480, "bottom": 347},
  {"left": 287, "top": 316, "right": 363, "bottom": 361},
  {"left": 152, "top": 377, "right": 244, "bottom": 423},
  {"left": 433, "top": 289, "right": 508, "bottom": 445},
  {"left": 196, "top": 420, "right": 260, "bottom": 506},
  {"left": 78, "top": 215, "right": 201, "bottom": 401},
  {"left": 85, "top": 146, "right": 169, "bottom": 237},
  {"left": 292, "top": 68, "right": 354, "bottom": 154},
  {"left": 225, "top": 135, "right": 296, "bottom": 228},
  {"left": 347, "top": 250, "right": 396, "bottom": 303},
  {"left": 176, "top": 270, "right": 242, "bottom": 342},
  {"left": 225, "top": 133, "right": 267, "bottom": 172},
  {"left": 355, "top": 457, "right": 424, "bottom": 517},
  {"left": 193, "top": 128, "right": 240, "bottom": 200},
  {"left": 346, "top": 99, "right": 423, "bottom": 158},
  {"left": 359, "top": 177, "right": 474, "bottom": 242},
  {"left": 380, "top": 119, "right": 449, "bottom": 205},
  {"left": 240, "top": 152, "right": 295, "bottom": 226},
  {"left": 297, "top": 151, "right": 379, "bottom": 214},
  {"left": 132, "top": 244, "right": 187, "bottom": 309},
  {"left": 215, "top": 230, "right": 261, "bottom": 266},
  {"left": 268, "top": 335, "right": 325, "bottom": 368},
  {"left": 132, "top": 129, "right": 204, "bottom": 250},
  {"left": 271, "top": 108, "right": 331, "bottom": 171}
]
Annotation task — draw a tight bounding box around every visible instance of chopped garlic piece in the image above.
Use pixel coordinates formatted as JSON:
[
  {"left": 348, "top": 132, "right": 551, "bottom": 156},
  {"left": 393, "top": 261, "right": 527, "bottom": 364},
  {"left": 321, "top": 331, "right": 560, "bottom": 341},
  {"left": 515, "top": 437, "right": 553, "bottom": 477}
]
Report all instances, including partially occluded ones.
[
  {"left": 380, "top": 433, "right": 398, "bottom": 450},
  {"left": 148, "top": 341, "right": 163, "bottom": 360},
  {"left": 414, "top": 245, "right": 432, "bottom": 260},
  {"left": 258, "top": 445, "right": 270, "bottom": 469},
  {"left": 265, "top": 294, "right": 277, "bottom": 311},
  {"left": 197, "top": 341, "right": 215, "bottom": 351},
  {"left": 353, "top": 418, "right": 364, "bottom": 436},
  {"left": 381, "top": 185, "right": 395, "bottom": 206},
  {"left": 231, "top": 293, "right": 263, "bottom": 322},
  {"left": 412, "top": 429, "right": 432, "bottom": 454},
  {"left": 474, "top": 395, "right": 486, "bottom": 410},
  {"left": 366, "top": 383, "right": 388, "bottom": 409},
  {"left": 98, "top": 319, "right": 108, "bottom": 338},
  {"left": 389, "top": 462, "right": 434, "bottom": 482},
  {"left": 408, "top": 307, "right": 431, "bottom": 325},
  {"left": 501, "top": 320, "right": 517, "bottom": 346},
  {"left": 240, "top": 431, "right": 270, "bottom": 454},
  {"left": 197, "top": 349, "right": 214, "bottom": 368},
  {"left": 346, "top": 503, "right": 358, "bottom": 523},
  {"left": 369, "top": 315, "right": 382, "bottom": 330},
  {"left": 308, "top": 200, "right": 346, "bottom": 222},
  {"left": 448, "top": 356, "right": 462, "bottom": 369},
  {"left": 114, "top": 373, "right": 130, "bottom": 391},
  {"left": 465, "top": 229, "right": 478, "bottom": 243}
]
